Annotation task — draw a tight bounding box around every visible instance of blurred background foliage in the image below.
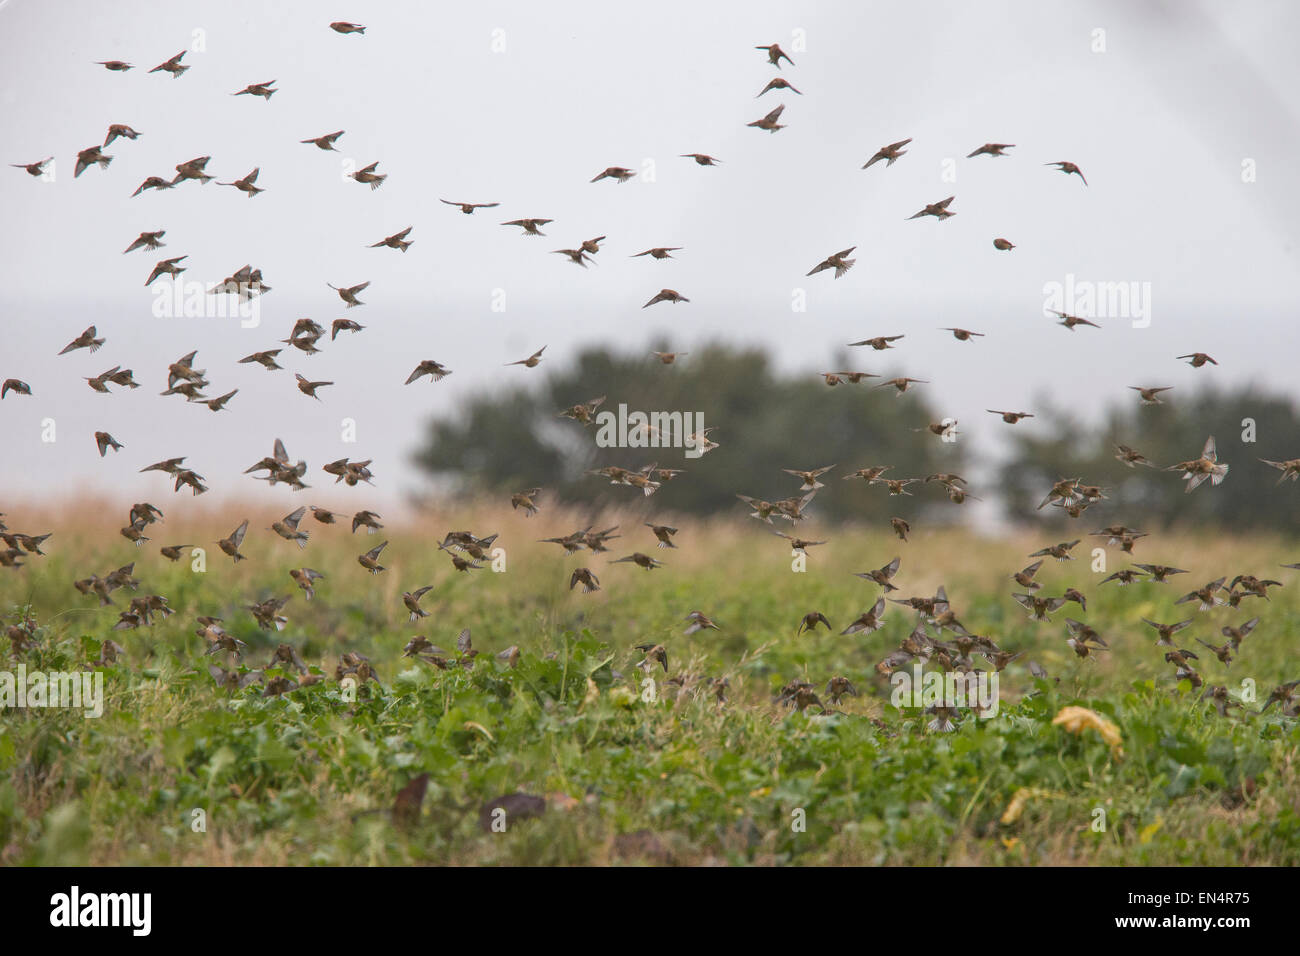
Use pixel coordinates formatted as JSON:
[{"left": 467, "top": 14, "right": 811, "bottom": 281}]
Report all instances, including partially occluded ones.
[
  {"left": 415, "top": 345, "right": 1300, "bottom": 533},
  {"left": 413, "top": 343, "right": 966, "bottom": 524},
  {"left": 997, "top": 385, "right": 1300, "bottom": 532}
]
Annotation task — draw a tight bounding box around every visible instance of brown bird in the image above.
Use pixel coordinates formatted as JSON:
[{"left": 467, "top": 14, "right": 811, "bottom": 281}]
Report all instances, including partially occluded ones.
[
  {"left": 97, "top": 60, "right": 133, "bottom": 71},
  {"left": 650, "top": 351, "right": 689, "bottom": 367},
  {"left": 301, "top": 130, "right": 345, "bottom": 150},
  {"left": 171, "top": 156, "right": 213, "bottom": 184},
  {"left": 1, "top": 379, "right": 31, "bottom": 399},
  {"left": 11, "top": 157, "right": 53, "bottom": 177},
  {"left": 825, "top": 677, "right": 858, "bottom": 705},
  {"left": 967, "top": 143, "right": 1014, "bottom": 158},
  {"left": 1130, "top": 386, "right": 1173, "bottom": 405},
  {"left": 569, "top": 567, "right": 601, "bottom": 593},
  {"left": 643, "top": 288, "right": 689, "bottom": 308},
  {"left": 635, "top": 643, "right": 669, "bottom": 674},
  {"left": 74, "top": 145, "right": 112, "bottom": 177},
  {"left": 239, "top": 349, "right": 283, "bottom": 371},
  {"left": 988, "top": 409, "right": 1033, "bottom": 424},
  {"left": 843, "top": 466, "right": 892, "bottom": 483},
  {"left": 1141, "top": 617, "right": 1192, "bottom": 647},
  {"left": 993, "top": 238, "right": 1015, "bottom": 251},
  {"left": 159, "top": 544, "right": 192, "bottom": 562},
  {"left": 611, "top": 552, "right": 663, "bottom": 570},
  {"left": 405, "top": 360, "right": 452, "bottom": 384},
  {"left": 1220, "top": 616, "right": 1260, "bottom": 649},
  {"left": 123, "top": 230, "right": 166, "bottom": 254},
  {"left": 862, "top": 138, "right": 912, "bottom": 169},
  {"left": 1133, "top": 563, "right": 1188, "bottom": 582},
  {"left": 747, "top": 103, "right": 787, "bottom": 133},
  {"left": 1029, "top": 539, "right": 1080, "bottom": 561},
  {"left": 681, "top": 153, "right": 723, "bottom": 165},
  {"left": 1046, "top": 161, "right": 1087, "bottom": 185},
  {"left": 501, "top": 218, "right": 553, "bottom": 236},
  {"left": 366, "top": 225, "right": 410, "bottom": 252},
  {"left": 907, "top": 196, "right": 955, "bottom": 220},
  {"left": 1050, "top": 310, "right": 1101, "bottom": 331},
  {"left": 232, "top": 80, "right": 277, "bottom": 99},
  {"left": 553, "top": 248, "right": 594, "bottom": 268},
  {"left": 270, "top": 507, "right": 310, "bottom": 549},
  {"left": 350, "top": 161, "right": 386, "bottom": 190},
  {"left": 217, "top": 520, "right": 249, "bottom": 562},
  {"left": 104, "top": 124, "right": 141, "bottom": 147},
  {"left": 1175, "top": 577, "right": 1228, "bottom": 612},
  {"left": 1100, "top": 569, "right": 1148, "bottom": 586},
  {"left": 328, "top": 280, "right": 369, "bottom": 307},
  {"left": 358, "top": 541, "right": 388, "bottom": 575},
  {"left": 941, "top": 327, "right": 985, "bottom": 341},
  {"left": 797, "top": 611, "right": 832, "bottom": 635},
  {"left": 558, "top": 395, "right": 605, "bottom": 425},
  {"left": 290, "top": 567, "right": 325, "bottom": 600},
  {"left": 646, "top": 524, "right": 679, "bottom": 549},
  {"left": 876, "top": 377, "right": 928, "bottom": 395},
  {"left": 684, "top": 611, "right": 720, "bottom": 635},
  {"left": 633, "top": 247, "right": 682, "bottom": 260},
  {"left": 1177, "top": 352, "right": 1217, "bottom": 368},
  {"left": 591, "top": 166, "right": 636, "bottom": 183},
  {"left": 1014, "top": 593, "right": 1068, "bottom": 621},
  {"left": 94, "top": 431, "right": 123, "bottom": 456},
  {"left": 441, "top": 199, "right": 500, "bottom": 214},
  {"left": 149, "top": 51, "right": 189, "bottom": 78},
  {"left": 1012, "top": 560, "right": 1044, "bottom": 590},
  {"left": 403, "top": 586, "right": 435, "bottom": 622},
  {"left": 755, "top": 43, "right": 794, "bottom": 67},
  {"left": 329, "top": 21, "right": 366, "bottom": 34},
  {"left": 890, "top": 517, "right": 910, "bottom": 541},
  {"left": 1166, "top": 436, "right": 1229, "bottom": 492},
  {"left": 856, "top": 556, "right": 901, "bottom": 591},
  {"left": 773, "top": 531, "right": 826, "bottom": 554},
  {"left": 145, "top": 256, "right": 187, "bottom": 285},
  {"left": 841, "top": 597, "right": 888, "bottom": 635},
  {"left": 1114, "top": 444, "right": 1156, "bottom": 468},
  {"left": 510, "top": 488, "right": 542, "bottom": 516},
  {"left": 783, "top": 464, "right": 836, "bottom": 490},
  {"left": 295, "top": 374, "right": 333, "bottom": 400},
  {"left": 1260, "top": 458, "right": 1300, "bottom": 484},
  {"left": 806, "top": 247, "right": 857, "bottom": 279},
  {"left": 219, "top": 168, "right": 263, "bottom": 197}
]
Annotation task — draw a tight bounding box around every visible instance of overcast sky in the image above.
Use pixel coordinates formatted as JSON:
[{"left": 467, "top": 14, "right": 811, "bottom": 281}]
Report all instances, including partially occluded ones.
[{"left": 2, "top": 0, "right": 1298, "bottom": 521}]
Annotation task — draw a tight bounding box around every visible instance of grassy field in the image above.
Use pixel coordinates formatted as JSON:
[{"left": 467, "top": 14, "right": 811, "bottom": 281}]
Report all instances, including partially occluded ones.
[{"left": 2, "top": 498, "right": 1299, "bottom": 865}]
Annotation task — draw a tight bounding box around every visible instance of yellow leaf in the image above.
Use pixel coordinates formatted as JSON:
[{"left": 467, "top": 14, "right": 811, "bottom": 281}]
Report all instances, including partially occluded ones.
[
  {"left": 1052, "top": 705, "right": 1124, "bottom": 758},
  {"left": 1000, "top": 786, "right": 1058, "bottom": 824},
  {"left": 1139, "top": 816, "right": 1164, "bottom": 844},
  {"left": 748, "top": 786, "right": 772, "bottom": 798},
  {"left": 1001, "top": 836, "right": 1021, "bottom": 850}
]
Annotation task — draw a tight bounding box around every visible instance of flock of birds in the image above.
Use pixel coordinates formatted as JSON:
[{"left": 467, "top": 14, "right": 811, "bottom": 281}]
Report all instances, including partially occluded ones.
[{"left": 4, "top": 27, "right": 1300, "bottom": 729}]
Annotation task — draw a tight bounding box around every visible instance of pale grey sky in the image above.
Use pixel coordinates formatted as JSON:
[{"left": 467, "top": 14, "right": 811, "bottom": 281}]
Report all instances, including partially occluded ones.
[{"left": 2, "top": 0, "right": 1298, "bottom": 520}]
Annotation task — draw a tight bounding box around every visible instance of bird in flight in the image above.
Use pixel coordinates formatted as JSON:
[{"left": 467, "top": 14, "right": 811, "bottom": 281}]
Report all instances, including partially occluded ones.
[
  {"left": 862, "top": 138, "right": 912, "bottom": 169},
  {"left": 806, "top": 247, "right": 857, "bottom": 279},
  {"left": 747, "top": 104, "right": 787, "bottom": 133},
  {"left": 1046, "top": 161, "right": 1088, "bottom": 185},
  {"left": 441, "top": 199, "right": 499, "bottom": 214}
]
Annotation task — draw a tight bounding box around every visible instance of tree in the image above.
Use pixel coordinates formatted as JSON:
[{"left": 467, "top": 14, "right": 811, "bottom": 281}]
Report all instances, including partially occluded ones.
[
  {"left": 998, "top": 385, "right": 1300, "bottom": 533},
  {"left": 413, "top": 344, "right": 966, "bottom": 524}
]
